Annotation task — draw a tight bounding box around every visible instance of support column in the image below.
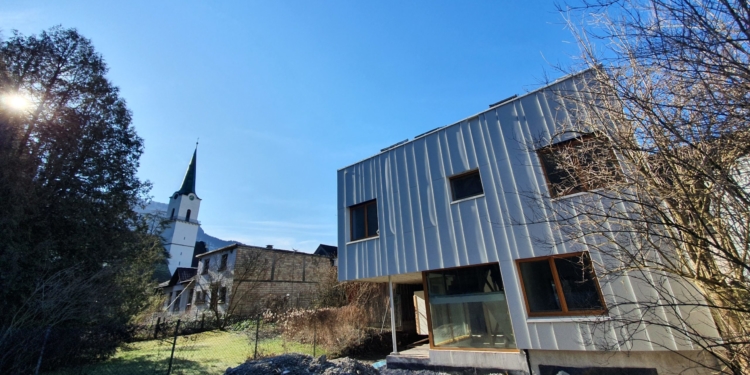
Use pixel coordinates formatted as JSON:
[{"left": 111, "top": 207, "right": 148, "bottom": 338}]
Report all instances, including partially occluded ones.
[{"left": 389, "top": 275, "right": 398, "bottom": 355}]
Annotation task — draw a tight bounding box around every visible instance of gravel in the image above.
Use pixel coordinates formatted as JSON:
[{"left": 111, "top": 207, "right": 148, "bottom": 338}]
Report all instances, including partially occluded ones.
[{"left": 223, "top": 354, "right": 464, "bottom": 375}]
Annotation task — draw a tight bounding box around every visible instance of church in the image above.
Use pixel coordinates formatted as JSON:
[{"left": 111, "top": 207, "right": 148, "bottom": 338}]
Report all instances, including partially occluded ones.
[{"left": 157, "top": 147, "right": 337, "bottom": 318}]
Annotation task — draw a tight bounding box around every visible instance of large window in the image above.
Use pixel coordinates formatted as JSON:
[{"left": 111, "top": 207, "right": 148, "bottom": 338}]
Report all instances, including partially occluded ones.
[
  {"left": 349, "top": 200, "right": 378, "bottom": 241},
  {"left": 219, "top": 254, "right": 228, "bottom": 271},
  {"left": 449, "top": 170, "right": 484, "bottom": 201},
  {"left": 517, "top": 252, "right": 606, "bottom": 317},
  {"left": 425, "top": 264, "right": 516, "bottom": 350},
  {"left": 537, "top": 135, "right": 620, "bottom": 198}
]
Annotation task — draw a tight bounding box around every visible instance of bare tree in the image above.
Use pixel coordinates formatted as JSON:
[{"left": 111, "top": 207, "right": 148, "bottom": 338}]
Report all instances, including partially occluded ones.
[{"left": 530, "top": 1, "right": 750, "bottom": 373}]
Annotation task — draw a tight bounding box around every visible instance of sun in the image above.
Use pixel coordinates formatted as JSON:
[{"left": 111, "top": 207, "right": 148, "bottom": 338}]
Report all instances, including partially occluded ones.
[{"left": 2, "top": 93, "right": 31, "bottom": 111}]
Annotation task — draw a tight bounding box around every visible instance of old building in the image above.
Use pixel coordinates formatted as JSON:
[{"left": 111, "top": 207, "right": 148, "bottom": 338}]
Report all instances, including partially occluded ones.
[{"left": 163, "top": 244, "right": 335, "bottom": 318}]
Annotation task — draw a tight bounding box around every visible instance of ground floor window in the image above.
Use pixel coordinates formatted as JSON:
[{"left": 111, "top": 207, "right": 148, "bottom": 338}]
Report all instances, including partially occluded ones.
[{"left": 425, "top": 263, "right": 516, "bottom": 350}]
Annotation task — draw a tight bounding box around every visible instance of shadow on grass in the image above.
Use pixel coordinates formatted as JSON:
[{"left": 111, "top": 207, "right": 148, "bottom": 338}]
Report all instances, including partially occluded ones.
[{"left": 46, "top": 354, "right": 209, "bottom": 375}]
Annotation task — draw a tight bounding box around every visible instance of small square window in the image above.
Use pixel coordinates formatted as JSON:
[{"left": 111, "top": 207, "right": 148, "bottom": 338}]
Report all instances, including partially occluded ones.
[
  {"left": 517, "top": 252, "right": 605, "bottom": 317},
  {"left": 349, "top": 200, "right": 378, "bottom": 241},
  {"left": 449, "top": 170, "right": 484, "bottom": 201},
  {"left": 219, "top": 254, "right": 228, "bottom": 271},
  {"left": 538, "top": 135, "right": 620, "bottom": 198}
]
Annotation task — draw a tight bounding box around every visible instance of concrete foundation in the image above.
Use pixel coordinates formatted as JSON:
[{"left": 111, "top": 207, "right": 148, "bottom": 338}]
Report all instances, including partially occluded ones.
[{"left": 529, "top": 349, "right": 721, "bottom": 375}]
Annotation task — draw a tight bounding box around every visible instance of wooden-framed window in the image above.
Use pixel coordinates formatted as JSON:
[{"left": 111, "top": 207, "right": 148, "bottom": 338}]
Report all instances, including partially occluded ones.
[
  {"left": 201, "top": 259, "right": 210, "bottom": 275},
  {"left": 218, "top": 254, "right": 228, "bottom": 271},
  {"left": 516, "top": 252, "right": 606, "bottom": 317},
  {"left": 349, "top": 200, "right": 378, "bottom": 241},
  {"left": 449, "top": 170, "right": 484, "bottom": 201},
  {"left": 537, "top": 135, "right": 620, "bottom": 198},
  {"left": 195, "top": 291, "right": 205, "bottom": 305}
]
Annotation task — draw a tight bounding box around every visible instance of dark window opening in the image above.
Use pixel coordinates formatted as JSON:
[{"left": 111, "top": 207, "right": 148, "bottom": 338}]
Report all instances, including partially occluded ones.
[
  {"left": 350, "top": 200, "right": 378, "bottom": 241},
  {"left": 170, "top": 208, "right": 175, "bottom": 220},
  {"left": 219, "top": 254, "right": 228, "bottom": 271},
  {"left": 538, "top": 135, "right": 620, "bottom": 198},
  {"left": 449, "top": 170, "right": 484, "bottom": 201},
  {"left": 202, "top": 259, "right": 210, "bottom": 275},
  {"left": 517, "top": 252, "right": 606, "bottom": 316},
  {"left": 185, "top": 209, "right": 192, "bottom": 222},
  {"left": 218, "top": 287, "right": 227, "bottom": 304}
]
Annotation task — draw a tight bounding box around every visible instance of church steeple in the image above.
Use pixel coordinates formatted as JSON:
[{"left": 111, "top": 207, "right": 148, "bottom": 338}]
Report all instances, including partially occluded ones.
[{"left": 176, "top": 147, "right": 197, "bottom": 196}]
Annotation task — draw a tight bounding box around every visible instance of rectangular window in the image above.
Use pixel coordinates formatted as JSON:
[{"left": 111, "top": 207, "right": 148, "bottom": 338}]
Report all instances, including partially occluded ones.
[
  {"left": 538, "top": 135, "right": 620, "bottom": 198},
  {"left": 195, "top": 291, "right": 205, "bottom": 305},
  {"left": 210, "top": 286, "right": 218, "bottom": 309},
  {"left": 424, "top": 263, "right": 516, "bottom": 350},
  {"left": 349, "top": 200, "right": 378, "bottom": 241},
  {"left": 219, "top": 254, "right": 228, "bottom": 271},
  {"left": 449, "top": 170, "right": 484, "bottom": 201},
  {"left": 517, "top": 252, "right": 606, "bottom": 317},
  {"left": 219, "top": 287, "right": 227, "bottom": 304},
  {"left": 201, "top": 259, "right": 210, "bottom": 275},
  {"left": 186, "top": 289, "right": 194, "bottom": 311},
  {"left": 173, "top": 293, "right": 181, "bottom": 313}
]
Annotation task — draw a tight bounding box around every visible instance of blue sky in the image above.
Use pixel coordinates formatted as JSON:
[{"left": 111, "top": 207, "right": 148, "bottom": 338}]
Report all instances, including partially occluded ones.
[{"left": 1, "top": 1, "right": 582, "bottom": 252}]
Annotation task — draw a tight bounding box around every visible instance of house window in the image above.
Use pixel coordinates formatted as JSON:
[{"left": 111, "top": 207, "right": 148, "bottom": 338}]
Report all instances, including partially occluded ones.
[
  {"left": 219, "top": 254, "right": 228, "bottom": 271},
  {"left": 186, "top": 209, "right": 192, "bottom": 222},
  {"left": 349, "top": 200, "right": 378, "bottom": 241},
  {"left": 166, "top": 292, "right": 172, "bottom": 307},
  {"left": 186, "top": 289, "right": 194, "bottom": 311},
  {"left": 218, "top": 287, "right": 227, "bottom": 304},
  {"left": 424, "top": 263, "right": 516, "bottom": 350},
  {"left": 537, "top": 135, "right": 620, "bottom": 198},
  {"left": 517, "top": 252, "right": 606, "bottom": 316},
  {"left": 201, "top": 259, "right": 210, "bottom": 274},
  {"left": 210, "top": 286, "right": 219, "bottom": 309},
  {"left": 173, "top": 293, "right": 181, "bottom": 312},
  {"left": 449, "top": 170, "right": 484, "bottom": 201},
  {"left": 195, "top": 291, "right": 205, "bottom": 305}
]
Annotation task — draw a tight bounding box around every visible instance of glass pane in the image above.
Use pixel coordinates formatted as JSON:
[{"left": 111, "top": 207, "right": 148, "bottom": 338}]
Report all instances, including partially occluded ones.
[
  {"left": 451, "top": 171, "right": 484, "bottom": 201},
  {"left": 351, "top": 205, "right": 366, "bottom": 240},
  {"left": 554, "top": 255, "right": 604, "bottom": 311},
  {"left": 519, "top": 260, "right": 562, "bottom": 313},
  {"left": 426, "top": 264, "right": 516, "bottom": 349},
  {"left": 540, "top": 150, "right": 581, "bottom": 197},
  {"left": 366, "top": 202, "right": 378, "bottom": 237}
]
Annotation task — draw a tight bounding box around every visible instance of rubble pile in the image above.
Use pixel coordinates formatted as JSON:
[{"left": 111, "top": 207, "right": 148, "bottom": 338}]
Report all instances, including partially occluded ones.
[{"left": 224, "top": 354, "right": 379, "bottom": 375}]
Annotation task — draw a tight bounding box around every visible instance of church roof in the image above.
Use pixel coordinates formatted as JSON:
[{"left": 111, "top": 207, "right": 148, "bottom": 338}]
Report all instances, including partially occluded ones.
[{"left": 176, "top": 148, "right": 198, "bottom": 196}]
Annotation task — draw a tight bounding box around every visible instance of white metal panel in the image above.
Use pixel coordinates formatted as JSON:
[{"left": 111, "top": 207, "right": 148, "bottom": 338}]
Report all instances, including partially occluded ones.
[{"left": 337, "top": 73, "right": 719, "bottom": 352}]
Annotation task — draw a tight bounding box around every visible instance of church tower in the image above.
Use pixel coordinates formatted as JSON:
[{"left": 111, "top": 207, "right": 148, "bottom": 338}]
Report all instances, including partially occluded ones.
[{"left": 162, "top": 147, "right": 201, "bottom": 274}]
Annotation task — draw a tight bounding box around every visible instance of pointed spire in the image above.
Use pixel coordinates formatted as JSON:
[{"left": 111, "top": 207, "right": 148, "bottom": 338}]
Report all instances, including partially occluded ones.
[{"left": 176, "top": 146, "right": 197, "bottom": 196}]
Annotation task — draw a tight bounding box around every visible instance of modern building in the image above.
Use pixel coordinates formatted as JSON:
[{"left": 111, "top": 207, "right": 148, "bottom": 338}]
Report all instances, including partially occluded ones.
[{"left": 337, "top": 72, "right": 720, "bottom": 374}]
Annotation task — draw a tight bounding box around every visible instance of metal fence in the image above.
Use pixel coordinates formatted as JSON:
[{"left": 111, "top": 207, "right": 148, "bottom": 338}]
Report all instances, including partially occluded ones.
[{"left": 35, "top": 315, "right": 324, "bottom": 375}]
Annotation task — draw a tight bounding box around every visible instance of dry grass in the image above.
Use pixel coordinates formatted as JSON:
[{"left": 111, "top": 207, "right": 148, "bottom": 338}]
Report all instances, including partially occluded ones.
[{"left": 280, "top": 305, "right": 368, "bottom": 356}]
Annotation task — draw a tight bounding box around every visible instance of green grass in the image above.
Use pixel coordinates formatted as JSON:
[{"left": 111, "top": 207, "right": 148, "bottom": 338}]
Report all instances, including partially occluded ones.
[{"left": 49, "top": 330, "right": 326, "bottom": 375}]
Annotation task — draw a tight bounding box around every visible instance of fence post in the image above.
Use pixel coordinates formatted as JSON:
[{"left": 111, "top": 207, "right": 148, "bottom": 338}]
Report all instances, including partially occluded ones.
[
  {"left": 154, "top": 317, "right": 161, "bottom": 339},
  {"left": 253, "top": 314, "right": 260, "bottom": 360},
  {"left": 166, "top": 319, "right": 181, "bottom": 375},
  {"left": 313, "top": 310, "right": 317, "bottom": 358},
  {"left": 33, "top": 326, "right": 51, "bottom": 375}
]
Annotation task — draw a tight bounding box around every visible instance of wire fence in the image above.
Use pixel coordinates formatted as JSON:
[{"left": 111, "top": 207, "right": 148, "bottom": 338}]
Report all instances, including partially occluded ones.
[{"left": 38, "top": 314, "right": 326, "bottom": 375}]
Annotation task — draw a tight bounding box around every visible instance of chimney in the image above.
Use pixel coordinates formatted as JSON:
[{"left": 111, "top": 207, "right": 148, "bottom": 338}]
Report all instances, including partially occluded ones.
[{"left": 266, "top": 245, "right": 273, "bottom": 249}]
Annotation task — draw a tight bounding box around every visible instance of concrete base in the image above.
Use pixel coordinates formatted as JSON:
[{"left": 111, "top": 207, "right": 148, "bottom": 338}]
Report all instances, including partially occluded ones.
[
  {"left": 386, "top": 345, "right": 529, "bottom": 374},
  {"left": 529, "top": 350, "right": 721, "bottom": 375}
]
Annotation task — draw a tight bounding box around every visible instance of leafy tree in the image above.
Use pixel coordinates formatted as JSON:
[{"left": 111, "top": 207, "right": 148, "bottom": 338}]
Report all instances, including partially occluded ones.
[
  {"left": 533, "top": 1, "right": 750, "bottom": 373},
  {"left": 0, "top": 26, "right": 163, "bottom": 372}
]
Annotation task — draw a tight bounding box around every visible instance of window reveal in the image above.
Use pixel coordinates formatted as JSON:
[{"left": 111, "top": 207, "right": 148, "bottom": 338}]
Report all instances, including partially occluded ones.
[
  {"left": 449, "top": 170, "right": 484, "bottom": 201},
  {"left": 538, "top": 135, "right": 620, "bottom": 198},
  {"left": 349, "top": 200, "right": 378, "bottom": 241}
]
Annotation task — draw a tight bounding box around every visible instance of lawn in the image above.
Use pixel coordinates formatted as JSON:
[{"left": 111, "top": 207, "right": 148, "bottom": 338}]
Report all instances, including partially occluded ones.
[{"left": 50, "top": 329, "right": 325, "bottom": 375}]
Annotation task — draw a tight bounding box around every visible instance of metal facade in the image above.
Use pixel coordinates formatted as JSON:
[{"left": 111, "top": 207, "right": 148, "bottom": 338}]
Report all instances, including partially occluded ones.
[{"left": 337, "top": 73, "right": 718, "bottom": 352}]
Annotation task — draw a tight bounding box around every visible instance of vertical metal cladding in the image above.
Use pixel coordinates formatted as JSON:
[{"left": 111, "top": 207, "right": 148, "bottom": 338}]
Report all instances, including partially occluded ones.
[{"left": 337, "top": 73, "right": 718, "bottom": 352}]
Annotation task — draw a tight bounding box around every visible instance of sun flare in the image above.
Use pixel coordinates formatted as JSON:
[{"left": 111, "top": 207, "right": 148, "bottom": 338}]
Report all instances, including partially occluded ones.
[{"left": 2, "top": 93, "right": 31, "bottom": 111}]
